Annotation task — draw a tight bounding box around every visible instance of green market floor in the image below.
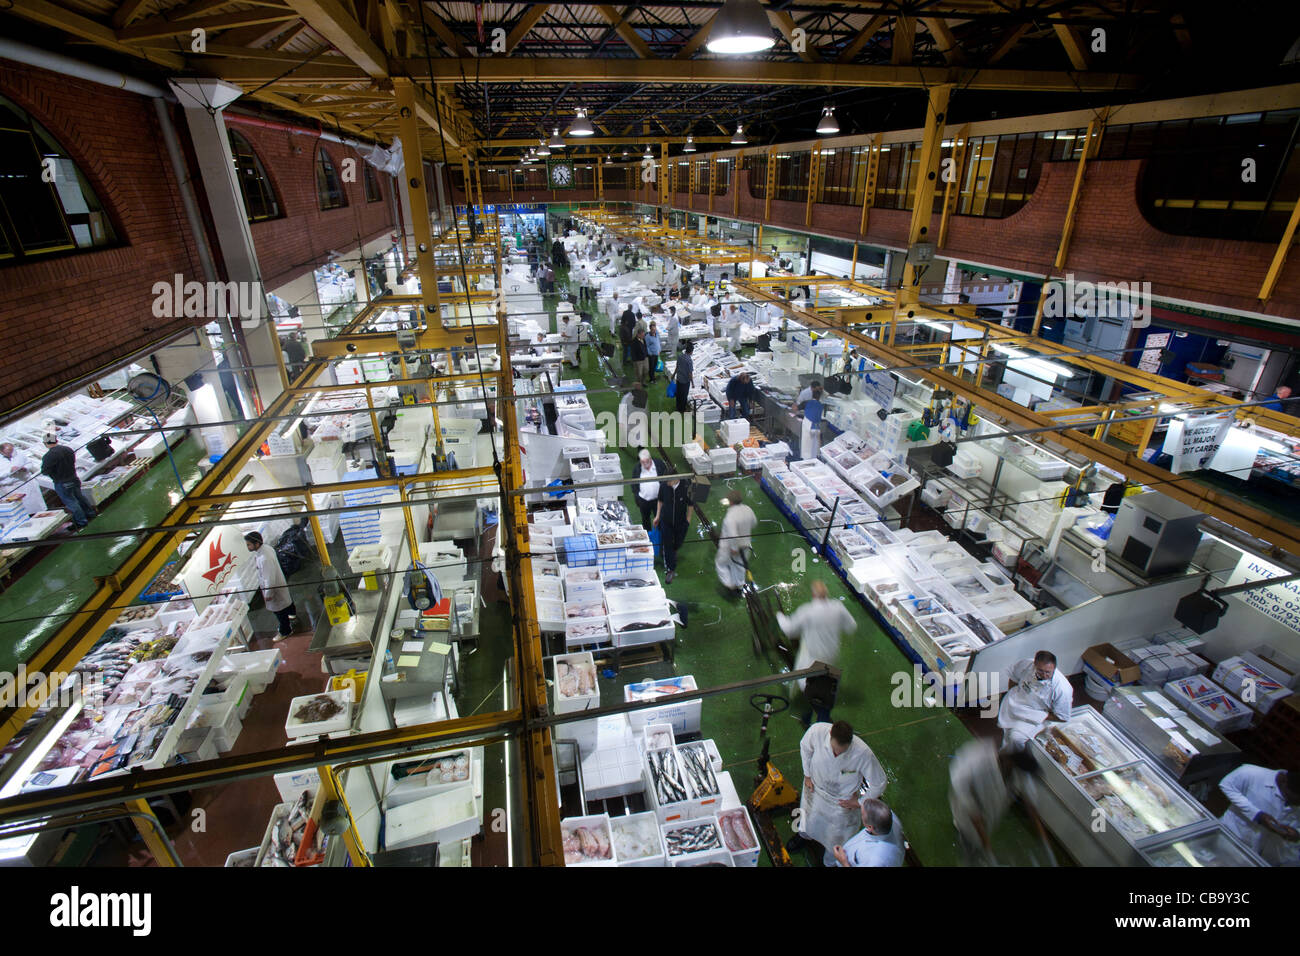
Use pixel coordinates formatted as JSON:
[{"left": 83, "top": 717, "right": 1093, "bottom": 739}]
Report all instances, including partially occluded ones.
[
  {"left": 512, "top": 278, "right": 1054, "bottom": 867},
  {"left": 0, "top": 439, "right": 208, "bottom": 676}
]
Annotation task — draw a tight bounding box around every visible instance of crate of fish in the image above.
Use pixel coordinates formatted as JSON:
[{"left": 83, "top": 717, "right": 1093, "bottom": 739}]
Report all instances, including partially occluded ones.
[
  {"left": 662, "top": 818, "right": 731, "bottom": 867},
  {"left": 561, "top": 813, "right": 618, "bottom": 867},
  {"left": 676, "top": 741, "right": 723, "bottom": 817},
  {"left": 643, "top": 746, "right": 695, "bottom": 824},
  {"left": 565, "top": 618, "right": 611, "bottom": 650},
  {"left": 139, "top": 561, "right": 185, "bottom": 603},
  {"left": 553, "top": 652, "right": 599, "bottom": 715},
  {"left": 609, "top": 811, "right": 667, "bottom": 868},
  {"left": 624, "top": 675, "right": 700, "bottom": 735},
  {"left": 609, "top": 610, "right": 674, "bottom": 649},
  {"left": 716, "top": 807, "right": 761, "bottom": 867},
  {"left": 284, "top": 687, "right": 354, "bottom": 740},
  {"left": 255, "top": 792, "right": 315, "bottom": 868},
  {"left": 643, "top": 722, "right": 676, "bottom": 752}
]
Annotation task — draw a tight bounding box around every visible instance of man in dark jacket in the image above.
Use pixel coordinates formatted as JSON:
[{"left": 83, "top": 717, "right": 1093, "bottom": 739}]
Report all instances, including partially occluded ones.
[
  {"left": 654, "top": 475, "right": 694, "bottom": 583},
  {"left": 40, "top": 433, "right": 97, "bottom": 529},
  {"left": 630, "top": 328, "right": 649, "bottom": 385},
  {"left": 619, "top": 306, "right": 636, "bottom": 364},
  {"left": 726, "top": 371, "right": 755, "bottom": 419},
  {"left": 673, "top": 341, "right": 695, "bottom": 415}
]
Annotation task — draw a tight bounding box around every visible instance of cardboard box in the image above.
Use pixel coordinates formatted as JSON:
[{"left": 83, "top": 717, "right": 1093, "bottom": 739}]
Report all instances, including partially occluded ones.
[
  {"left": 1082, "top": 643, "right": 1141, "bottom": 686},
  {"left": 1249, "top": 645, "right": 1300, "bottom": 690}
]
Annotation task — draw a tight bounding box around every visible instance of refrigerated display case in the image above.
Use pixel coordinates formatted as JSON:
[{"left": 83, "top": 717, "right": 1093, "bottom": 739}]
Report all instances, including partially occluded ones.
[
  {"left": 1030, "top": 707, "right": 1255, "bottom": 866},
  {"left": 1102, "top": 686, "right": 1242, "bottom": 793},
  {"left": 1138, "top": 828, "right": 1265, "bottom": 867}
]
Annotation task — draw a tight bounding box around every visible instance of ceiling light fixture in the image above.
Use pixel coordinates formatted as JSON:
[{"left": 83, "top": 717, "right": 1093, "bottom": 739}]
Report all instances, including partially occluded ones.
[
  {"left": 731, "top": 124, "right": 747, "bottom": 145},
  {"left": 816, "top": 106, "right": 839, "bottom": 135},
  {"left": 548, "top": 127, "right": 565, "bottom": 149},
  {"left": 606, "top": 154, "right": 613, "bottom": 164},
  {"left": 536, "top": 139, "right": 551, "bottom": 157},
  {"left": 684, "top": 134, "right": 696, "bottom": 153},
  {"left": 568, "top": 108, "right": 594, "bottom": 136},
  {"left": 706, "top": 0, "right": 776, "bottom": 54}
]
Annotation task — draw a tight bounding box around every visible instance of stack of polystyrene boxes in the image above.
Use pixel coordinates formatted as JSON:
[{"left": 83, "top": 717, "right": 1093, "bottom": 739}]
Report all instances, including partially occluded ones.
[
  {"left": 1164, "top": 675, "right": 1254, "bottom": 733},
  {"left": 683, "top": 442, "right": 710, "bottom": 475},
  {"left": 1214, "top": 655, "right": 1294, "bottom": 714},
  {"left": 708, "top": 446, "right": 737, "bottom": 475}
]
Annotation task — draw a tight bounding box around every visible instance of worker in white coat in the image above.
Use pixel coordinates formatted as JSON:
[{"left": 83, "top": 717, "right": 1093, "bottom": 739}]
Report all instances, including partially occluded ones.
[
  {"left": 559, "top": 313, "right": 581, "bottom": 367},
  {"left": 0, "top": 441, "right": 45, "bottom": 516},
  {"left": 996, "top": 650, "right": 1073, "bottom": 753},
  {"left": 831, "top": 798, "right": 905, "bottom": 868},
  {"left": 722, "top": 302, "right": 743, "bottom": 351},
  {"left": 245, "top": 531, "right": 298, "bottom": 639},
  {"left": 663, "top": 305, "right": 680, "bottom": 358},
  {"left": 778, "top": 580, "right": 855, "bottom": 723},
  {"left": 1218, "top": 764, "right": 1300, "bottom": 865},
  {"left": 792, "top": 720, "right": 888, "bottom": 867},
  {"left": 949, "top": 738, "right": 1046, "bottom": 864},
  {"left": 714, "top": 497, "right": 757, "bottom": 592},
  {"left": 605, "top": 294, "right": 623, "bottom": 337}
]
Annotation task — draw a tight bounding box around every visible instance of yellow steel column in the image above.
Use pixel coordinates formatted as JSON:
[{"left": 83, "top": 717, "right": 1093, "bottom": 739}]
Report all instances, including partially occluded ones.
[
  {"left": 688, "top": 156, "right": 696, "bottom": 209},
  {"left": 398, "top": 484, "right": 421, "bottom": 565},
  {"left": 938, "top": 124, "right": 969, "bottom": 248},
  {"left": 597, "top": 157, "right": 604, "bottom": 199},
  {"left": 394, "top": 78, "right": 442, "bottom": 319},
  {"left": 860, "top": 132, "right": 882, "bottom": 235},
  {"left": 126, "top": 799, "right": 178, "bottom": 867},
  {"left": 732, "top": 150, "right": 743, "bottom": 216},
  {"left": 1260, "top": 196, "right": 1300, "bottom": 302},
  {"left": 1054, "top": 110, "right": 1107, "bottom": 273},
  {"left": 708, "top": 157, "right": 716, "bottom": 212},
  {"left": 891, "top": 84, "right": 952, "bottom": 346},
  {"left": 805, "top": 146, "right": 822, "bottom": 227},
  {"left": 304, "top": 494, "right": 331, "bottom": 567},
  {"left": 660, "top": 141, "right": 669, "bottom": 207},
  {"left": 764, "top": 145, "right": 776, "bottom": 221}
]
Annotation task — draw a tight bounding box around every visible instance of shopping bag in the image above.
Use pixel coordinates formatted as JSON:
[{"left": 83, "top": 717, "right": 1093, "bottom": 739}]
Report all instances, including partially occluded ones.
[
  {"left": 648, "top": 526, "right": 662, "bottom": 557},
  {"left": 656, "top": 357, "right": 664, "bottom": 373},
  {"left": 666, "top": 380, "right": 677, "bottom": 398}
]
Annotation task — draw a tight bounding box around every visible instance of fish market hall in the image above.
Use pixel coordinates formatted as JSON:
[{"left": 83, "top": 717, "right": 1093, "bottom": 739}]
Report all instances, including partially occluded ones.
[{"left": 1, "top": 0, "right": 1299, "bottom": 875}]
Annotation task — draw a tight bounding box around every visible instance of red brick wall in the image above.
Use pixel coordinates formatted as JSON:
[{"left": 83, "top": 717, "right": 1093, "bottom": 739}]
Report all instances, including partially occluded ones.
[
  {"left": 226, "top": 116, "right": 397, "bottom": 289},
  {"left": 455, "top": 159, "right": 1300, "bottom": 333},
  {"left": 0, "top": 61, "right": 206, "bottom": 418}
]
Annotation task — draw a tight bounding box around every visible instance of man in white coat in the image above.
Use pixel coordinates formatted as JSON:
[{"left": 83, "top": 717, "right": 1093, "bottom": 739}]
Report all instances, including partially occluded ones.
[
  {"left": 1218, "top": 764, "right": 1300, "bottom": 865},
  {"left": 714, "top": 497, "right": 757, "bottom": 593},
  {"left": 722, "top": 302, "right": 744, "bottom": 351},
  {"left": 663, "top": 305, "right": 680, "bottom": 358},
  {"left": 793, "top": 720, "right": 888, "bottom": 866},
  {"left": 778, "top": 580, "right": 855, "bottom": 723},
  {"left": 245, "top": 531, "right": 298, "bottom": 639},
  {"left": 996, "top": 650, "right": 1073, "bottom": 753},
  {"left": 831, "top": 798, "right": 904, "bottom": 868},
  {"left": 0, "top": 441, "right": 45, "bottom": 515},
  {"left": 559, "top": 313, "right": 581, "bottom": 367}
]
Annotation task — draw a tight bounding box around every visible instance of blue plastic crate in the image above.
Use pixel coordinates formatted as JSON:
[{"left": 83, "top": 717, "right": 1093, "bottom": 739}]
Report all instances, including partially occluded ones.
[{"left": 139, "top": 560, "right": 185, "bottom": 603}]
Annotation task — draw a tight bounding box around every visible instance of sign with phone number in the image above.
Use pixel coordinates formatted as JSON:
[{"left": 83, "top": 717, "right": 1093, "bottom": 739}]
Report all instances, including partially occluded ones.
[{"left": 1227, "top": 555, "right": 1300, "bottom": 636}]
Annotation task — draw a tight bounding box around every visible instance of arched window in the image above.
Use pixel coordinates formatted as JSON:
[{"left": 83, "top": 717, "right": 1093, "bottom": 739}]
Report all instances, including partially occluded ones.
[
  {"left": 0, "top": 95, "right": 118, "bottom": 262},
  {"left": 364, "top": 163, "right": 383, "bottom": 203},
  {"left": 228, "top": 129, "right": 281, "bottom": 222},
  {"left": 316, "top": 148, "right": 348, "bottom": 210}
]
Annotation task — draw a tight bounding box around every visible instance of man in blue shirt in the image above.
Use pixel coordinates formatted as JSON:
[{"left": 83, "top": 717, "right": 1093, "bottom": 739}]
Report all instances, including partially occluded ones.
[
  {"left": 1258, "top": 384, "right": 1292, "bottom": 414},
  {"left": 831, "top": 798, "right": 905, "bottom": 867}
]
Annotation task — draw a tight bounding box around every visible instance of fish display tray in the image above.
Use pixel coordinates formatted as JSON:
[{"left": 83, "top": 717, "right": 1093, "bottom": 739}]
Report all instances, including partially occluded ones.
[{"left": 284, "top": 687, "right": 354, "bottom": 739}]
